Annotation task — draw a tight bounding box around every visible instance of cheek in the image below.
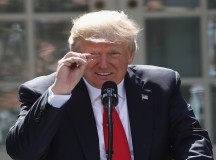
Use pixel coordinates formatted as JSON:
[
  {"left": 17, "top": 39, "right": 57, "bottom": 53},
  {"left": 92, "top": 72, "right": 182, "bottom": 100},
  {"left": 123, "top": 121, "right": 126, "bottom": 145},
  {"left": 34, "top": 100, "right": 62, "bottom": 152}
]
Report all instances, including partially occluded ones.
[
  {"left": 86, "top": 59, "right": 98, "bottom": 69},
  {"left": 84, "top": 60, "right": 99, "bottom": 76},
  {"left": 121, "top": 57, "right": 132, "bottom": 66}
]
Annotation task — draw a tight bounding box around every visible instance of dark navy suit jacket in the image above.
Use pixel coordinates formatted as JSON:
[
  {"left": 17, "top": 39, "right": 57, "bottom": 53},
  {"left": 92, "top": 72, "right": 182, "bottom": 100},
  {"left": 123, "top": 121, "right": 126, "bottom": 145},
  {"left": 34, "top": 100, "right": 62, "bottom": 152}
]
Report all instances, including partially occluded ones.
[{"left": 6, "top": 65, "right": 214, "bottom": 160}]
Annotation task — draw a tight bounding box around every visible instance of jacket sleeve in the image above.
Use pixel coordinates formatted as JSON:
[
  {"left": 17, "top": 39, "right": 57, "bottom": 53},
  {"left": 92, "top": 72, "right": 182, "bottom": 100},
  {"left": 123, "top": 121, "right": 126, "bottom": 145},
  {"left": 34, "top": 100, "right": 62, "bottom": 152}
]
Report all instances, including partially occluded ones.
[
  {"left": 169, "top": 72, "right": 214, "bottom": 160},
  {"left": 6, "top": 83, "right": 64, "bottom": 160}
]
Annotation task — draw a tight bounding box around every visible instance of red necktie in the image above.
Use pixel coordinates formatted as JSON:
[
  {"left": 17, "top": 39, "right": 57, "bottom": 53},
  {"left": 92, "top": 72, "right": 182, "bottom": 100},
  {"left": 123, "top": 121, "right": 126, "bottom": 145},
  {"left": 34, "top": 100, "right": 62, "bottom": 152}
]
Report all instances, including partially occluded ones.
[{"left": 103, "top": 108, "right": 131, "bottom": 160}]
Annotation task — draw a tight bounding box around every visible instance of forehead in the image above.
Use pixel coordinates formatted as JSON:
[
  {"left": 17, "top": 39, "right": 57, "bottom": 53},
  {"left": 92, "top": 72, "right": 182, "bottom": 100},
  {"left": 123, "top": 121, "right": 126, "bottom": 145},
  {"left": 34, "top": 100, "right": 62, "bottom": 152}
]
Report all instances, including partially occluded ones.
[{"left": 78, "top": 40, "right": 127, "bottom": 52}]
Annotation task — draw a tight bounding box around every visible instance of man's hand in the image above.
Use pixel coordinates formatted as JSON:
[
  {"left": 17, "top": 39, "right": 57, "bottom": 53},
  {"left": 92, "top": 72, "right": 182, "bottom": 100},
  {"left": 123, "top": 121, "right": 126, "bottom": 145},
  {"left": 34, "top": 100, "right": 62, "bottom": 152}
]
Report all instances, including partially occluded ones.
[{"left": 50, "top": 52, "right": 92, "bottom": 95}]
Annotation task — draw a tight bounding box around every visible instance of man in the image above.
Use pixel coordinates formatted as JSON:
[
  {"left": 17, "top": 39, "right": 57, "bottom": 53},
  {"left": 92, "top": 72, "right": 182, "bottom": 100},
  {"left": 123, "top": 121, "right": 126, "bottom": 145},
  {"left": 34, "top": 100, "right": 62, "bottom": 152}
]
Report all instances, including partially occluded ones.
[{"left": 6, "top": 10, "right": 214, "bottom": 160}]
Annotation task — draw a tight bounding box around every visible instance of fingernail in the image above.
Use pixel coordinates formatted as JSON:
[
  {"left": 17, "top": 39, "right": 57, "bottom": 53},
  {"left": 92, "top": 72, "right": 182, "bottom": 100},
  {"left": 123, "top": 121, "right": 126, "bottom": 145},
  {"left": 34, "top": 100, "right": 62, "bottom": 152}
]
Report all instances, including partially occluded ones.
[{"left": 87, "top": 58, "right": 94, "bottom": 63}]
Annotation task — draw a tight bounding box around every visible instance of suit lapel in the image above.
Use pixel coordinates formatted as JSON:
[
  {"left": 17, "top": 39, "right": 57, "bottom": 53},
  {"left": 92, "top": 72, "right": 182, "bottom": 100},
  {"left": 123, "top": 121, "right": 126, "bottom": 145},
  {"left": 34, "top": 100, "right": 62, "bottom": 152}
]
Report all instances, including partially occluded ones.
[
  {"left": 65, "top": 79, "right": 100, "bottom": 160},
  {"left": 125, "top": 70, "right": 154, "bottom": 160}
]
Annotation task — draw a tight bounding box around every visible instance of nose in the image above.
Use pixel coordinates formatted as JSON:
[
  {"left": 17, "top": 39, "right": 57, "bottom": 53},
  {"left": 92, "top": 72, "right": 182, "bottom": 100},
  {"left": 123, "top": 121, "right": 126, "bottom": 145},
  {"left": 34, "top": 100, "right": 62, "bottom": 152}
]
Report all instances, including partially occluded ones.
[{"left": 99, "top": 54, "right": 108, "bottom": 69}]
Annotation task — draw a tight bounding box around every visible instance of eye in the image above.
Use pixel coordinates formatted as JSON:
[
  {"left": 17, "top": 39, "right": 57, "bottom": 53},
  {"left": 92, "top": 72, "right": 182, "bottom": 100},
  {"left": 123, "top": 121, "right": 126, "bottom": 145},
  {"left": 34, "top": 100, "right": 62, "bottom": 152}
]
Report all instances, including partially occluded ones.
[{"left": 110, "top": 52, "right": 120, "bottom": 57}]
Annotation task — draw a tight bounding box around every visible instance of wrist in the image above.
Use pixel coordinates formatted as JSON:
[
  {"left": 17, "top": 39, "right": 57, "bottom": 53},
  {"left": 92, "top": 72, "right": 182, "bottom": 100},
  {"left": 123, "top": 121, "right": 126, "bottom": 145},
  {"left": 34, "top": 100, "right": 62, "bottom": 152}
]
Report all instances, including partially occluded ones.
[{"left": 50, "top": 83, "right": 72, "bottom": 95}]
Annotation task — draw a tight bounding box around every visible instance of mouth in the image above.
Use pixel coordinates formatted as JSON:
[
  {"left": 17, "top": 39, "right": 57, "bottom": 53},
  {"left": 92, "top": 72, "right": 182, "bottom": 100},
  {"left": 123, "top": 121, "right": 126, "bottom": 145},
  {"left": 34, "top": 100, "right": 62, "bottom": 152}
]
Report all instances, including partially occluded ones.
[{"left": 95, "top": 72, "right": 112, "bottom": 76}]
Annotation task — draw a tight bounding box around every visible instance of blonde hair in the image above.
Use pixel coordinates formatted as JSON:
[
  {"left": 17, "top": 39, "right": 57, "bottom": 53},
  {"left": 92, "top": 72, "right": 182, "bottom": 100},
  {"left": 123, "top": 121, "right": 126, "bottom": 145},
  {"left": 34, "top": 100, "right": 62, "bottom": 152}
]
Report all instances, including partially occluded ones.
[{"left": 68, "top": 10, "right": 141, "bottom": 52}]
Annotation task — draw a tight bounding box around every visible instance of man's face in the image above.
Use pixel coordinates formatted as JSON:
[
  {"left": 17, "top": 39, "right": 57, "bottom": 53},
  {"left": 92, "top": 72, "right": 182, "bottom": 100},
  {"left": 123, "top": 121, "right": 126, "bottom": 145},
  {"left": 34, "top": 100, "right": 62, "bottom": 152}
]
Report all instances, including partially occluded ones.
[{"left": 78, "top": 41, "right": 135, "bottom": 89}]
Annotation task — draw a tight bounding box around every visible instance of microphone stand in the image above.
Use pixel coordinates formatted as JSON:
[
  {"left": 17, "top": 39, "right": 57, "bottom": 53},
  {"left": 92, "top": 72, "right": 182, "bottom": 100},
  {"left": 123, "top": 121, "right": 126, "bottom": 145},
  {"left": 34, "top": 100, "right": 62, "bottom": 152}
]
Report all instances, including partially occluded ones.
[
  {"left": 106, "top": 96, "right": 114, "bottom": 160},
  {"left": 101, "top": 81, "right": 118, "bottom": 160}
]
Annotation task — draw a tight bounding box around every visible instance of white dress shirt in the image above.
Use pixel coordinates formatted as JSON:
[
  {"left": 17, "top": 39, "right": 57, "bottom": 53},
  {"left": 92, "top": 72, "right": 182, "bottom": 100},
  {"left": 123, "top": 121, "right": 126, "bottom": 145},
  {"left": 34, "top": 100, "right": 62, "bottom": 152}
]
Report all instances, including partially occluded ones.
[{"left": 48, "top": 79, "right": 134, "bottom": 160}]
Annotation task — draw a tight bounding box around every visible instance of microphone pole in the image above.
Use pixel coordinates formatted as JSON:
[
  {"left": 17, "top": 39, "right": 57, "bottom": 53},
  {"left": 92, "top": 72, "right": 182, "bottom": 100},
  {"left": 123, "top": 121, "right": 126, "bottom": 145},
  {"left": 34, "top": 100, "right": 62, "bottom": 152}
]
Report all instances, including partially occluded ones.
[
  {"left": 101, "top": 81, "right": 118, "bottom": 160},
  {"left": 107, "top": 95, "right": 114, "bottom": 160}
]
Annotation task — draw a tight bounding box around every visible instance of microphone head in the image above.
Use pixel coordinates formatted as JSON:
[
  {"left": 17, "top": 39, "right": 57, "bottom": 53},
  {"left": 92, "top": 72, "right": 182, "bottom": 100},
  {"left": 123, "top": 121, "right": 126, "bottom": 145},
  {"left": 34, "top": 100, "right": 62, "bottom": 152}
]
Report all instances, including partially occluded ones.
[{"left": 101, "top": 81, "right": 118, "bottom": 107}]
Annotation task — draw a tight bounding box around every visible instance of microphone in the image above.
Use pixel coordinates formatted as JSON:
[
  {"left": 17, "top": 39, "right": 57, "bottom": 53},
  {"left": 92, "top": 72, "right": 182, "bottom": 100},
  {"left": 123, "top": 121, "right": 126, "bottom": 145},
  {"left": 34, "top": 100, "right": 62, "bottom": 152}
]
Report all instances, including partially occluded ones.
[
  {"left": 101, "top": 81, "right": 118, "bottom": 107},
  {"left": 101, "top": 81, "right": 119, "bottom": 160}
]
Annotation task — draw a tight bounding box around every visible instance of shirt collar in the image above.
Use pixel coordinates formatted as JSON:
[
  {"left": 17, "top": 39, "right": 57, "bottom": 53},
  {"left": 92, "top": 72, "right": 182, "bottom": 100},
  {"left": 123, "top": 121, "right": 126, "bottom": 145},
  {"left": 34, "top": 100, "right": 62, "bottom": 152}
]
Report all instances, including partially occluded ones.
[{"left": 83, "top": 78, "right": 126, "bottom": 104}]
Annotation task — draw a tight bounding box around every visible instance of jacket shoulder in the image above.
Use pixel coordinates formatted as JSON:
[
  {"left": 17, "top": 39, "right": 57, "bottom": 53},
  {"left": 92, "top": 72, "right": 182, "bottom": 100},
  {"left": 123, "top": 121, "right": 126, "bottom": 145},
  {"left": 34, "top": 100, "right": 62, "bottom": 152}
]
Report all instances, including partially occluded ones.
[
  {"left": 128, "top": 65, "right": 179, "bottom": 78},
  {"left": 128, "top": 65, "right": 180, "bottom": 89},
  {"left": 20, "top": 73, "right": 56, "bottom": 95}
]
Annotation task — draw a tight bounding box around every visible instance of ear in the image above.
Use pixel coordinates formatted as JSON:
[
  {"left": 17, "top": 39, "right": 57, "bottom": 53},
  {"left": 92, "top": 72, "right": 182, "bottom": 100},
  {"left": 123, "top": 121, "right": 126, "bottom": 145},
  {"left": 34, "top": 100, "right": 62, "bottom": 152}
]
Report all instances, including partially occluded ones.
[{"left": 128, "top": 52, "right": 135, "bottom": 64}]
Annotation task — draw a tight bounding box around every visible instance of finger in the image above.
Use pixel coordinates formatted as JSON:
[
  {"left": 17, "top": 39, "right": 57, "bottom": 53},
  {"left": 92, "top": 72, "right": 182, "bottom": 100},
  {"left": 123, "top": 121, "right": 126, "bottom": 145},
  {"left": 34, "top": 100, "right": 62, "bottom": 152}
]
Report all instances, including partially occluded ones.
[
  {"left": 85, "top": 53, "right": 98, "bottom": 59},
  {"left": 59, "top": 57, "right": 87, "bottom": 68},
  {"left": 63, "top": 52, "right": 90, "bottom": 59},
  {"left": 61, "top": 52, "right": 97, "bottom": 67}
]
